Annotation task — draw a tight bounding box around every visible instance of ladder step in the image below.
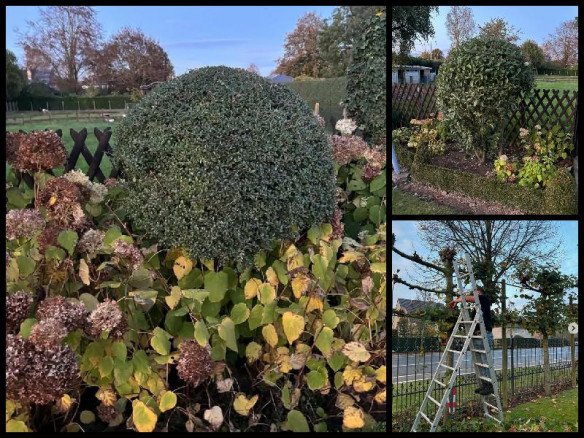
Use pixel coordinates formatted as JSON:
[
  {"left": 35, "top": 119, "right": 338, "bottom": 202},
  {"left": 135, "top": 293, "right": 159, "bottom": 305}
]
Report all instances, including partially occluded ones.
[
  {"left": 472, "top": 336, "right": 483, "bottom": 339},
  {"left": 478, "top": 376, "right": 493, "bottom": 382},
  {"left": 484, "top": 412, "right": 502, "bottom": 424},
  {"left": 459, "top": 321, "right": 475, "bottom": 323},
  {"left": 428, "top": 395, "right": 441, "bottom": 407},
  {"left": 476, "top": 363, "right": 489, "bottom": 367},
  {"left": 484, "top": 401, "right": 500, "bottom": 411},
  {"left": 447, "top": 349, "right": 462, "bottom": 354},
  {"left": 473, "top": 349, "right": 487, "bottom": 353},
  {"left": 420, "top": 412, "right": 433, "bottom": 425},
  {"left": 433, "top": 379, "right": 446, "bottom": 388},
  {"left": 440, "top": 363, "right": 456, "bottom": 371},
  {"left": 453, "top": 335, "right": 468, "bottom": 338}
]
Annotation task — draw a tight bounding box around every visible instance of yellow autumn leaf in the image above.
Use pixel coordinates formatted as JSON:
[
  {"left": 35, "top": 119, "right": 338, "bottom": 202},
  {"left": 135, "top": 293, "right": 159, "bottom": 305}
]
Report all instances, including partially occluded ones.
[
  {"left": 305, "top": 296, "right": 323, "bottom": 313},
  {"left": 291, "top": 275, "right": 311, "bottom": 299},
  {"left": 276, "top": 347, "right": 292, "bottom": 373},
  {"left": 342, "top": 365, "right": 362, "bottom": 386},
  {"left": 262, "top": 324, "right": 279, "bottom": 347},
  {"left": 79, "top": 259, "right": 90, "bottom": 285},
  {"left": 374, "top": 389, "right": 386, "bottom": 404},
  {"left": 343, "top": 406, "right": 365, "bottom": 429},
  {"left": 282, "top": 312, "right": 305, "bottom": 344},
  {"left": 335, "top": 393, "right": 355, "bottom": 410},
  {"left": 244, "top": 278, "right": 262, "bottom": 300},
  {"left": 287, "top": 253, "right": 304, "bottom": 271},
  {"left": 56, "top": 394, "right": 74, "bottom": 412},
  {"left": 353, "top": 376, "right": 375, "bottom": 393},
  {"left": 165, "top": 286, "right": 182, "bottom": 310},
  {"left": 49, "top": 195, "right": 57, "bottom": 206},
  {"left": 132, "top": 400, "right": 158, "bottom": 432},
  {"left": 338, "top": 251, "right": 365, "bottom": 264},
  {"left": 158, "top": 390, "right": 177, "bottom": 413},
  {"left": 173, "top": 256, "right": 193, "bottom": 280},
  {"left": 96, "top": 387, "right": 117, "bottom": 406},
  {"left": 375, "top": 366, "right": 386, "bottom": 384},
  {"left": 342, "top": 342, "right": 371, "bottom": 363},
  {"left": 283, "top": 243, "right": 300, "bottom": 259},
  {"left": 233, "top": 393, "right": 259, "bottom": 416},
  {"left": 266, "top": 267, "right": 279, "bottom": 287}
]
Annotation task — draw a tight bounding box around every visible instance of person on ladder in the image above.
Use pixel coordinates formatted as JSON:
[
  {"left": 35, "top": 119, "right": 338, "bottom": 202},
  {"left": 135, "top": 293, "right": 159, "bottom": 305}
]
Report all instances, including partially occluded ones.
[{"left": 448, "top": 286, "right": 494, "bottom": 395}]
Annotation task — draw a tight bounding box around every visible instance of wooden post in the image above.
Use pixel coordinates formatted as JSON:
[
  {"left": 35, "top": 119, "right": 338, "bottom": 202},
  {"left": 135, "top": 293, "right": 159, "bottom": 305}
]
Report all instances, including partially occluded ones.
[
  {"left": 569, "top": 296, "right": 577, "bottom": 388},
  {"left": 314, "top": 102, "right": 319, "bottom": 115},
  {"left": 501, "top": 279, "right": 509, "bottom": 409},
  {"left": 30, "top": 101, "right": 33, "bottom": 112},
  {"left": 109, "top": 100, "right": 112, "bottom": 110},
  {"left": 46, "top": 101, "right": 49, "bottom": 111},
  {"left": 93, "top": 99, "right": 96, "bottom": 111}
]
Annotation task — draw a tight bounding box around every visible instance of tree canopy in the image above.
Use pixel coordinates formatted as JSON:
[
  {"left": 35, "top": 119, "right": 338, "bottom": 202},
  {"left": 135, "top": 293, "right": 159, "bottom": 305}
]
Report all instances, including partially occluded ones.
[
  {"left": 6, "top": 49, "right": 27, "bottom": 101},
  {"left": 392, "top": 6, "right": 438, "bottom": 56},
  {"left": 478, "top": 17, "right": 521, "bottom": 44}
]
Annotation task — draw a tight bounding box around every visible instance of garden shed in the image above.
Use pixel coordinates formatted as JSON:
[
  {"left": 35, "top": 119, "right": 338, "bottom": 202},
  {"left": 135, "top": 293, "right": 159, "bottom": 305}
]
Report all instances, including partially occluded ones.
[{"left": 392, "top": 65, "right": 434, "bottom": 84}]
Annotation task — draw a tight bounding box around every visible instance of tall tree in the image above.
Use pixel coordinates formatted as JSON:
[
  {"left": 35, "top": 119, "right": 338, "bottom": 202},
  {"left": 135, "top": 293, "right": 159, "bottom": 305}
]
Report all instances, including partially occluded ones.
[
  {"left": 542, "top": 18, "right": 578, "bottom": 68},
  {"left": 6, "top": 50, "right": 27, "bottom": 101},
  {"left": 520, "top": 40, "right": 545, "bottom": 70},
  {"left": 17, "top": 6, "right": 102, "bottom": 93},
  {"left": 318, "top": 6, "right": 385, "bottom": 77},
  {"left": 420, "top": 48, "right": 444, "bottom": 60},
  {"left": 478, "top": 17, "right": 521, "bottom": 44},
  {"left": 274, "top": 12, "right": 325, "bottom": 77},
  {"left": 88, "top": 27, "right": 174, "bottom": 94},
  {"left": 246, "top": 63, "right": 260, "bottom": 75},
  {"left": 392, "top": 6, "right": 438, "bottom": 57},
  {"left": 446, "top": 6, "right": 476, "bottom": 51}
]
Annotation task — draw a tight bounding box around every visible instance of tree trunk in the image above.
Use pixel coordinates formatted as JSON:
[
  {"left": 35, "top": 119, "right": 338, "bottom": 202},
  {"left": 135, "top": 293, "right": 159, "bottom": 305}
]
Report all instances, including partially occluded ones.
[
  {"left": 542, "top": 334, "right": 550, "bottom": 396},
  {"left": 501, "top": 280, "right": 509, "bottom": 408}
]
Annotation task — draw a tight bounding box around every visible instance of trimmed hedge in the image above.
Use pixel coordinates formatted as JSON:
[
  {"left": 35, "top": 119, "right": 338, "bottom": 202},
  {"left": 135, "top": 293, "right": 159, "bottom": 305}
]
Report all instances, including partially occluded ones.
[
  {"left": 393, "top": 143, "right": 576, "bottom": 214},
  {"left": 286, "top": 77, "right": 346, "bottom": 133},
  {"left": 15, "top": 95, "right": 130, "bottom": 111}
]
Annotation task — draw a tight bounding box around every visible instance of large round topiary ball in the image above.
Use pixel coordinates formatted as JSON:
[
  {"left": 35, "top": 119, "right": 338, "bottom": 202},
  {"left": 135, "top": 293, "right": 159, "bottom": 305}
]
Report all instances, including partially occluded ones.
[
  {"left": 345, "top": 10, "right": 386, "bottom": 144},
  {"left": 436, "top": 37, "right": 534, "bottom": 162},
  {"left": 113, "top": 66, "right": 336, "bottom": 265}
]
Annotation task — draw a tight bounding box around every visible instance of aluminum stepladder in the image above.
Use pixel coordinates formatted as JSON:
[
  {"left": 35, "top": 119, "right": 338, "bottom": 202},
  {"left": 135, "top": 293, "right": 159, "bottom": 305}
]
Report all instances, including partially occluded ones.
[{"left": 411, "top": 253, "right": 504, "bottom": 432}]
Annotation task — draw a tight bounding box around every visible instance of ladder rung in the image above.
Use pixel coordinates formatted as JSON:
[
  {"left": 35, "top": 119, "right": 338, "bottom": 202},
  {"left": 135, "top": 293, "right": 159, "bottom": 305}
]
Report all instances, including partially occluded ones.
[
  {"left": 484, "top": 402, "right": 500, "bottom": 411},
  {"left": 440, "top": 364, "right": 455, "bottom": 371},
  {"left": 484, "top": 412, "right": 502, "bottom": 424},
  {"left": 447, "top": 349, "right": 462, "bottom": 354},
  {"left": 428, "top": 395, "right": 441, "bottom": 406},
  {"left": 453, "top": 335, "right": 468, "bottom": 338},
  {"left": 478, "top": 376, "right": 493, "bottom": 382},
  {"left": 472, "top": 336, "right": 483, "bottom": 339},
  {"left": 420, "top": 412, "right": 433, "bottom": 425},
  {"left": 473, "top": 349, "right": 487, "bottom": 353},
  {"left": 433, "top": 379, "right": 446, "bottom": 387},
  {"left": 476, "top": 363, "right": 489, "bottom": 367},
  {"left": 459, "top": 320, "right": 475, "bottom": 323}
]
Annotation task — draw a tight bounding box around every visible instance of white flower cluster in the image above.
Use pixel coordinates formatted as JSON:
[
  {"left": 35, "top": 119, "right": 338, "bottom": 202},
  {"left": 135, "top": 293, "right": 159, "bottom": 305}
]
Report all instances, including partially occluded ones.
[
  {"left": 335, "top": 118, "right": 358, "bottom": 136},
  {"left": 63, "top": 170, "right": 108, "bottom": 204}
]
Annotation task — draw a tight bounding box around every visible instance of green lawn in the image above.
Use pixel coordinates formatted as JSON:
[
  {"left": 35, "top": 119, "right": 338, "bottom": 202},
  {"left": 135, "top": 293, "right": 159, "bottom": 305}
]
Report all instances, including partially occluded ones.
[
  {"left": 392, "top": 187, "right": 461, "bottom": 214},
  {"left": 535, "top": 75, "right": 578, "bottom": 92},
  {"left": 6, "top": 118, "right": 115, "bottom": 177}
]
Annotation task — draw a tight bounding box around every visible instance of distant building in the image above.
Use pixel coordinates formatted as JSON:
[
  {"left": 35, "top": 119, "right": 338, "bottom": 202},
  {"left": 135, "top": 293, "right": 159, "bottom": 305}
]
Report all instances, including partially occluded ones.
[
  {"left": 392, "top": 65, "right": 435, "bottom": 84},
  {"left": 269, "top": 74, "right": 294, "bottom": 84},
  {"left": 392, "top": 298, "right": 445, "bottom": 330},
  {"left": 492, "top": 326, "right": 542, "bottom": 340}
]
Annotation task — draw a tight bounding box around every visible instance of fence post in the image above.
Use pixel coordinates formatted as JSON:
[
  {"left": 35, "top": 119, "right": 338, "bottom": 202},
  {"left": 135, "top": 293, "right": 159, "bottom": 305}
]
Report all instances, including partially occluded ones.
[
  {"left": 62, "top": 101, "right": 65, "bottom": 111},
  {"left": 501, "top": 280, "right": 508, "bottom": 409},
  {"left": 109, "top": 100, "right": 112, "bottom": 110},
  {"left": 93, "top": 99, "right": 96, "bottom": 111},
  {"left": 569, "top": 296, "right": 577, "bottom": 388},
  {"left": 30, "top": 101, "right": 33, "bottom": 112}
]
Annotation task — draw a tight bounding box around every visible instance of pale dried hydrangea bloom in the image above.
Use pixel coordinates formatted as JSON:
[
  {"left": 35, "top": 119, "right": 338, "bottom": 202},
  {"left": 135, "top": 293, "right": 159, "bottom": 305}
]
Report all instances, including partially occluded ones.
[
  {"left": 28, "top": 318, "right": 68, "bottom": 349},
  {"left": 330, "top": 208, "right": 345, "bottom": 240},
  {"left": 6, "top": 131, "right": 67, "bottom": 172},
  {"left": 335, "top": 117, "right": 358, "bottom": 136},
  {"left": 63, "top": 170, "right": 109, "bottom": 204},
  {"left": 314, "top": 113, "right": 325, "bottom": 128},
  {"left": 112, "top": 240, "right": 144, "bottom": 271},
  {"left": 177, "top": 339, "right": 214, "bottom": 388},
  {"left": 87, "top": 299, "right": 127, "bottom": 339},
  {"left": 6, "top": 291, "right": 35, "bottom": 334},
  {"left": 36, "top": 295, "right": 88, "bottom": 332},
  {"left": 6, "top": 334, "right": 80, "bottom": 405},
  {"left": 6, "top": 209, "right": 46, "bottom": 240},
  {"left": 328, "top": 135, "right": 369, "bottom": 166},
  {"left": 77, "top": 229, "right": 106, "bottom": 257}
]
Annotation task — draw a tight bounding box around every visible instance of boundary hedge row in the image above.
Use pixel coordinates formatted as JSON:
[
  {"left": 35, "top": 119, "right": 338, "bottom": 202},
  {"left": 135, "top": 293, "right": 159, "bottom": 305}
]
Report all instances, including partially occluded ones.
[{"left": 14, "top": 96, "right": 131, "bottom": 112}]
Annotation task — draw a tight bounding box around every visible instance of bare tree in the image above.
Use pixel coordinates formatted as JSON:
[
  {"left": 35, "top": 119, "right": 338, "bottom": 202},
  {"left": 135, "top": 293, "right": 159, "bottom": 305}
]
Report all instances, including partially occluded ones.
[
  {"left": 17, "top": 6, "right": 102, "bottom": 93},
  {"left": 446, "top": 6, "right": 476, "bottom": 51},
  {"left": 542, "top": 18, "right": 578, "bottom": 68},
  {"left": 246, "top": 63, "right": 261, "bottom": 75}
]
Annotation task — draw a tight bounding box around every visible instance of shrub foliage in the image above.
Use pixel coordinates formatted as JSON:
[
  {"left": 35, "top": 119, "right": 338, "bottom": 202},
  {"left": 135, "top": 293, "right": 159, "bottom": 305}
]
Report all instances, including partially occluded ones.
[{"left": 113, "top": 66, "right": 336, "bottom": 265}]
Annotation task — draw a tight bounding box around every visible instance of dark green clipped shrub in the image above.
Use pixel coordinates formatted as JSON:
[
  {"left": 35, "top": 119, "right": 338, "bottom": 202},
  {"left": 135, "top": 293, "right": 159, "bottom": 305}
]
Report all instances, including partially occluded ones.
[
  {"left": 113, "top": 66, "right": 336, "bottom": 265},
  {"left": 543, "top": 168, "right": 577, "bottom": 214},
  {"left": 436, "top": 37, "right": 534, "bottom": 162},
  {"left": 345, "top": 11, "right": 386, "bottom": 143}
]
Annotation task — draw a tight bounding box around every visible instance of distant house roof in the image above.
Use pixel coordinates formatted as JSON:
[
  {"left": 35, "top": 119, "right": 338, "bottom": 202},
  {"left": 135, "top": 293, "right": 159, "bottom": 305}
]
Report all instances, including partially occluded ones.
[
  {"left": 269, "top": 74, "right": 294, "bottom": 84},
  {"left": 392, "top": 65, "right": 433, "bottom": 71},
  {"left": 397, "top": 298, "right": 445, "bottom": 313}
]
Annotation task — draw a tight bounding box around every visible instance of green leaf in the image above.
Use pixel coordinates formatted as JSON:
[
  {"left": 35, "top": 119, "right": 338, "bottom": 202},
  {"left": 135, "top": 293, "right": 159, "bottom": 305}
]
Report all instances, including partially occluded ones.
[
  {"left": 80, "top": 410, "right": 96, "bottom": 424},
  {"left": 16, "top": 256, "right": 36, "bottom": 277},
  {"left": 306, "top": 368, "right": 328, "bottom": 390},
  {"left": 283, "top": 410, "right": 310, "bottom": 432},
  {"left": 45, "top": 245, "right": 66, "bottom": 262},
  {"left": 111, "top": 341, "right": 127, "bottom": 361},
  {"left": 99, "top": 356, "right": 115, "bottom": 377},
  {"left": 79, "top": 293, "right": 99, "bottom": 312},
  {"left": 150, "top": 327, "right": 172, "bottom": 355},
  {"left": 103, "top": 226, "right": 122, "bottom": 247},
  {"left": 182, "top": 289, "right": 209, "bottom": 301},
  {"left": 218, "top": 317, "right": 238, "bottom": 352},
  {"left": 353, "top": 207, "right": 369, "bottom": 222},
  {"left": 307, "top": 225, "right": 321, "bottom": 245},
  {"left": 322, "top": 309, "right": 340, "bottom": 329},
  {"left": 158, "top": 391, "right": 177, "bottom": 413},
  {"left": 129, "top": 289, "right": 158, "bottom": 312},
  {"left": 128, "top": 267, "right": 153, "bottom": 289},
  {"left": 248, "top": 304, "right": 264, "bottom": 330},
  {"left": 314, "top": 327, "right": 334, "bottom": 355},
  {"left": 194, "top": 320, "right": 210, "bottom": 346},
  {"left": 254, "top": 250, "right": 267, "bottom": 269},
  {"left": 205, "top": 271, "right": 229, "bottom": 302},
  {"left": 231, "top": 302, "right": 250, "bottom": 324},
  {"left": 132, "top": 400, "right": 158, "bottom": 432},
  {"left": 19, "top": 318, "right": 37, "bottom": 339},
  {"left": 271, "top": 260, "right": 288, "bottom": 285},
  {"left": 348, "top": 178, "right": 367, "bottom": 191},
  {"left": 259, "top": 283, "right": 276, "bottom": 305},
  {"left": 327, "top": 351, "right": 348, "bottom": 372},
  {"left": 178, "top": 268, "right": 204, "bottom": 289},
  {"left": 57, "top": 230, "right": 78, "bottom": 255},
  {"left": 370, "top": 263, "right": 386, "bottom": 274},
  {"left": 6, "top": 419, "right": 29, "bottom": 432},
  {"left": 368, "top": 205, "right": 385, "bottom": 226}
]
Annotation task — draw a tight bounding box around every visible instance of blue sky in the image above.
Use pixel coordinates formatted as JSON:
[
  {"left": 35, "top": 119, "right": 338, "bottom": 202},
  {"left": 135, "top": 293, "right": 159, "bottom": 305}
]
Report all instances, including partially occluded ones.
[
  {"left": 6, "top": 5, "right": 338, "bottom": 77},
  {"left": 412, "top": 6, "right": 578, "bottom": 56},
  {"left": 391, "top": 221, "right": 578, "bottom": 315}
]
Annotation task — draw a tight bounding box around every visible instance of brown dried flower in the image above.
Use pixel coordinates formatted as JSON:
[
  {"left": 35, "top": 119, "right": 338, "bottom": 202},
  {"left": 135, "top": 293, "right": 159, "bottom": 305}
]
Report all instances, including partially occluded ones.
[
  {"left": 6, "top": 291, "right": 35, "bottom": 334},
  {"left": 328, "top": 134, "right": 369, "bottom": 166},
  {"left": 6, "top": 131, "right": 67, "bottom": 172},
  {"left": 29, "top": 318, "right": 68, "bottom": 349},
  {"left": 97, "top": 403, "right": 119, "bottom": 423},
  {"left": 38, "top": 221, "right": 64, "bottom": 253},
  {"left": 112, "top": 240, "right": 144, "bottom": 271},
  {"left": 6, "top": 334, "right": 80, "bottom": 405},
  {"left": 37, "top": 177, "right": 90, "bottom": 227},
  {"left": 362, "top": 162, "right": 383, "bottom": 182},
  {"left": 330, "top": 208, "right": 345, "bottom": 240},
  {"left": 36, "top": 295, "right": 88, "bottom": 332},
  {"left": 87, "top": 299, "right": 127, "bottom": 339},
  {"left": 176, "top": 339, "right": 214, "bottom": 388},
  {"left": 77, "top": 229, "right": 105, "bottom": 258},
  {"left": 6, "top": 209, "right": 46, "bottom": 240}
]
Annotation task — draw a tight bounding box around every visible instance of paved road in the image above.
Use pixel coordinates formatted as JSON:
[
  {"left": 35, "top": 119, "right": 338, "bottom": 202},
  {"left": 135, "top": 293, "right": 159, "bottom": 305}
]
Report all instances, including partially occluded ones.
[{"left": 392, "top": 345, "right": 578, "bottom": 383}]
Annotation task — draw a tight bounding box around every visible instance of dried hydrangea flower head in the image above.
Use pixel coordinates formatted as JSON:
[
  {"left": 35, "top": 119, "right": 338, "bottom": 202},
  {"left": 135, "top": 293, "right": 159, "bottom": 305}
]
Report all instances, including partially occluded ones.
[
  {"left": 328, "top": 135, "right": 369, "bottom": 166},
  {"left": 6, "top": 209, "right": 46, "bottom": 240},
  {"left": 330, "top": 208, "right": 345, "bottom": 240},
  {"left": 6, "top": 334, "right": 80, "bottom": 405},
  {"left": 36, "top": 295, "right": 88, "bottom": 332},
  {"left": 87, "top": 299, "right": 127, "bottom": 339},
  {"left": 112, "top": 240, "right": 144, "bottom": 271},
  {"left": 63, "top": 169, "right": 109, "bottom": 204},
  {"left": 6, "top": 131, "right": 67, "bottom": 172},
  {"left": 77, "top": 229, "right": 106, "bottom": 258},
  {"left": 37, "top": 177, "right": 90, "bottom": 228},
  {"left": 176, "top": 339, "right": 214, "bottom": 388},
  {"left": 335, "top": 117, "right": 358, "bottom": 136},
  {"left": 37, "top": 221, "right": 64, "bottom": 254},
  {"left": 97, "top": 403, "right": 119, "bottom": 424},
  {"left": 6, "top": 291, "right": 35, "bottom": 334},
  {"left": 28, "top": 318, "right": 68, "bottom": 349}
]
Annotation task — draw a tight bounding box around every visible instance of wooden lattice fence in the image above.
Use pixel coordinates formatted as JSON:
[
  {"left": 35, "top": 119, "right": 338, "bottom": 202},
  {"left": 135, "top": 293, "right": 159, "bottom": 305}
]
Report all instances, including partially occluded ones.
[
  {"left": 392, "top": 84, "right": 578, "bottom": 150},
  {"left": 13, "top": 127, "right": 118, "bottom": 190}
]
